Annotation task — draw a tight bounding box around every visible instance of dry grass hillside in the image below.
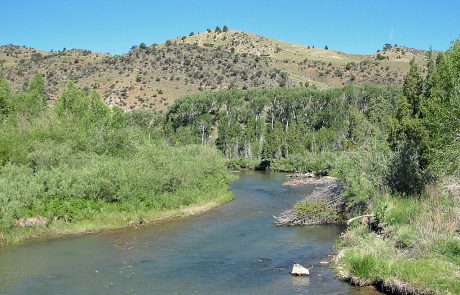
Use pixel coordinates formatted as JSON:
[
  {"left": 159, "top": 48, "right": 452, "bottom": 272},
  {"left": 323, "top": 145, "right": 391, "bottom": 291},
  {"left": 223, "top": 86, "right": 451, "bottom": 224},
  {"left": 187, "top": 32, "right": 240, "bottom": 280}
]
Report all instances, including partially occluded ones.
[{"left": 0, "top": 29, "right": 432, "bottom": 111}]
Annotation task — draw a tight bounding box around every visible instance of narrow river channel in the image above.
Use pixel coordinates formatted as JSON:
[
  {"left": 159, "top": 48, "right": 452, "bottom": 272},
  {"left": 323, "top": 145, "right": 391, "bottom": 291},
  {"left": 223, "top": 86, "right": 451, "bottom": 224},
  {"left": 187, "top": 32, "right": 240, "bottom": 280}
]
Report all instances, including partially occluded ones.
[{"left": 0, "top": 171, "right": 379, "bottom": 294}]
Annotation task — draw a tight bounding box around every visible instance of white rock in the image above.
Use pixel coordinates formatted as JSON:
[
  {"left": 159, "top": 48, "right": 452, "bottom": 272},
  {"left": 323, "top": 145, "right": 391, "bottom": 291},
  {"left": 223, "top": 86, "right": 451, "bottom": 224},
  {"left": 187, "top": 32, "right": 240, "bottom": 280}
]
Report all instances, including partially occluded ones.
[{"left": 291, "top": 263, "right": 310, "bottom": 276}]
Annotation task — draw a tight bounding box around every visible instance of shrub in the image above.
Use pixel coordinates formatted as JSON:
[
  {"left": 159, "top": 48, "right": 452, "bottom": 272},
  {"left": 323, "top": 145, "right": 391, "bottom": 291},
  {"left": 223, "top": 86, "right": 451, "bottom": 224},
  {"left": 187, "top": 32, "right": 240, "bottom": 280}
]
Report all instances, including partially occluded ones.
[
  {"left": 294, "top": 200, "right": 340, "bottom": 223},
  {"left": 387, "top": 142, "right": 426, "bottom": 195},
  {"left": 376, "top": 53, "right": 386, "bottom": 60}
]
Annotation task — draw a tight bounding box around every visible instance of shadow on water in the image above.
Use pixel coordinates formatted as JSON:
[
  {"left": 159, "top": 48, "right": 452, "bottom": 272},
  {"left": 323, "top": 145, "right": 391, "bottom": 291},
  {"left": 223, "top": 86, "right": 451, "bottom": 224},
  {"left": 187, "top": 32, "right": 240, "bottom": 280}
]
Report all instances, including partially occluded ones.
[{"left": 0, "top": 171, "right": 380, "bottom": 295}]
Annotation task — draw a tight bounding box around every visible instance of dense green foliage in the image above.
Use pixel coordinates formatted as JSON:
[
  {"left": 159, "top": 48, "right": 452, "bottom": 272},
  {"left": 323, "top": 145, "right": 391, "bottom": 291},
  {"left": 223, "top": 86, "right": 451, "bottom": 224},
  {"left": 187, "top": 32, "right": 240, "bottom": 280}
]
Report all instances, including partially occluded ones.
[
  {"left": 0, "top": 78, "right": 233, "bottom": 239},
  {"left": 423, "top": 41, "right": 460, "bottom": 175},
  {"left": 334, "top": 40, "right": 460, "bottom": 294},
  {"left": 165, "top": 85, "right": 401, "bottom": 172}
]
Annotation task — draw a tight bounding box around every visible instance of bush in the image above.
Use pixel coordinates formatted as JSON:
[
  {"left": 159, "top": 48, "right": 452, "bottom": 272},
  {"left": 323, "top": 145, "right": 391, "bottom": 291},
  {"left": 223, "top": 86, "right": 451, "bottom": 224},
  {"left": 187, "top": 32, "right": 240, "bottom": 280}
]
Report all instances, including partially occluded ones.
[
  {"left": 0, "top": 81, "right": 234, "bottom": 232},
  {"left": 376, "top": 53, "right": 386, "bottom": 60},
  {"left": 294, "top": 200, "right": 340, "bottom": 222},
  {"left": 0, "top": 143, "right": 233, "bottom": 227},
  {"left": 387, "top": 142, "right": 426, "bottom": 195},
  {"left": 334, "top": 138, "right": 391, "bottom": 206}
]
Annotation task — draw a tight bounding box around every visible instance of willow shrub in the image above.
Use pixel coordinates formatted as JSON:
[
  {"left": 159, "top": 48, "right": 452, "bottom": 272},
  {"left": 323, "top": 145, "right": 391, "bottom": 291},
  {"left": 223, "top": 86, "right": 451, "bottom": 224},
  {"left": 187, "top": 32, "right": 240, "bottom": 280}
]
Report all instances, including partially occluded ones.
[
  {"left": 333, "top": 137, "right": 391, "bottom": 208},
  {"left": 0, "top": 143, "right": 233, "bottom": 228}
]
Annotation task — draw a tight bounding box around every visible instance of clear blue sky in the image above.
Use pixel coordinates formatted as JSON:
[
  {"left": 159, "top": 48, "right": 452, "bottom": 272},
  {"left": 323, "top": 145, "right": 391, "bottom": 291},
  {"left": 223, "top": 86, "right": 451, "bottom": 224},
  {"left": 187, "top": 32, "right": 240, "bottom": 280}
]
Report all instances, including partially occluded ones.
[{"left": 1, "top": 0, "right": 459, "bottom": 54}]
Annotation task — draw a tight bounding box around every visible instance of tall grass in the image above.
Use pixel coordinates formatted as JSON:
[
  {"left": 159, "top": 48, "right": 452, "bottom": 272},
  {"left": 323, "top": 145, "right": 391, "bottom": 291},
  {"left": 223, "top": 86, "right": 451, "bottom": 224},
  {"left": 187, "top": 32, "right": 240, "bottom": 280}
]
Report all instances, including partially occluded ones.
[{"left": 335, "top": 179, "right": 460, "bottom": 294}]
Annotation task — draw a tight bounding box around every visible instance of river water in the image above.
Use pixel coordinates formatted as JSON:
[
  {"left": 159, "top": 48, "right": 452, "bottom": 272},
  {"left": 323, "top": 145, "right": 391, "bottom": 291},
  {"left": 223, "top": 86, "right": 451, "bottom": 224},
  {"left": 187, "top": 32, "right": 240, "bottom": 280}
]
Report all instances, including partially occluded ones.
[{"left": 0, "top": 171, "right": 379, "bottom": 294}]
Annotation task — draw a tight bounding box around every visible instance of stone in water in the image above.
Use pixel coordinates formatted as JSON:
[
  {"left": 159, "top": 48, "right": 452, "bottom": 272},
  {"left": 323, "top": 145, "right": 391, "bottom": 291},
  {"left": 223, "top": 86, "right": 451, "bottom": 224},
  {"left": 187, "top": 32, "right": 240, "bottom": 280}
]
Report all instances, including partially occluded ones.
[{"left": 291, "top": 263, "right": 310, "bottom": 276}]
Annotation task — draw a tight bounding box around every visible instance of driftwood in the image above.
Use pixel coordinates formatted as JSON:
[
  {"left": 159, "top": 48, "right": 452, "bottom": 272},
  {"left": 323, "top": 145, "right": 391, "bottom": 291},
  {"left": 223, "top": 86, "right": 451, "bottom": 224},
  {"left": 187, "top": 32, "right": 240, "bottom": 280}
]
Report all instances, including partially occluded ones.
[
  {"left": 346, "top": 214, "right": 374, "bottom": 225},
  {"left": 275, "top": 183, "right": 346, "bottom": 226}
]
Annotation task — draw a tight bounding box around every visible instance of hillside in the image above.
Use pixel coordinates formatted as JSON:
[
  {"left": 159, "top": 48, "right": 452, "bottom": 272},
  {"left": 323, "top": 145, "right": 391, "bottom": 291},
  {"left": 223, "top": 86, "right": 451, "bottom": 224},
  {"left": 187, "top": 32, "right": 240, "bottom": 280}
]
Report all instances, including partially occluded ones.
[{"left": 0, "top": 29, "right": 432, "bottom": 111}]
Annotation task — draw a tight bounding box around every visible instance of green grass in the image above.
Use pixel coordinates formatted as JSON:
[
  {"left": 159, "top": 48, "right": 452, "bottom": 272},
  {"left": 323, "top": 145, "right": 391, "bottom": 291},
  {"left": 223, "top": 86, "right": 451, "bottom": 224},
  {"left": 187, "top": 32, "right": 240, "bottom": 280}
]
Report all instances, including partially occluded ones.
[
  {"left": 379, "top": 196, "right": 423, "bottom": 226},
  {"left": 1, "top": 191, "right": 233, "bottom": 244},
  {"left": 436, "top": 237, "right": 460, "bottom": 265},
  {"left": 335, "top": 182, "right": 460, "bottom": 295},
  {"left": 343, "top": 249, "right": 460, "bottom": 294}
]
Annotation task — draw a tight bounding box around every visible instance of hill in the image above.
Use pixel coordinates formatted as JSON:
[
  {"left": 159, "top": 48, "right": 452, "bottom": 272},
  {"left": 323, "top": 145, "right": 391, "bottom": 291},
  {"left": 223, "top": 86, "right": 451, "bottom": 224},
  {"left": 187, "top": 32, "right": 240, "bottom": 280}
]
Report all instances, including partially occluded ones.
[{"left": 0, "top": 29, "right": 432, "bottom": 111}]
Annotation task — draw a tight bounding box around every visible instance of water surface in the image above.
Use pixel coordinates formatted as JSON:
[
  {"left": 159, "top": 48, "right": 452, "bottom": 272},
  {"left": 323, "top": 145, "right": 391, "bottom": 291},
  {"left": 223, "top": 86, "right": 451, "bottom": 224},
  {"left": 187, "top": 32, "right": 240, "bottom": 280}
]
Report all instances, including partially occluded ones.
[{"left": 0, "top": 171, "right": 379, "bottom": 294}]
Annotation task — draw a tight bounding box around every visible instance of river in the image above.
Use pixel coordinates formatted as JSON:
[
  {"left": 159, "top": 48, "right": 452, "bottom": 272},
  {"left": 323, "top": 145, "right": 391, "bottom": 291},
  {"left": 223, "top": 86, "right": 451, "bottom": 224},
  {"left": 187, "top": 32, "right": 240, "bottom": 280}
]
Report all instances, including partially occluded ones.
[{"left": 0, "top": 171, "right": 379, "bottom": 294}]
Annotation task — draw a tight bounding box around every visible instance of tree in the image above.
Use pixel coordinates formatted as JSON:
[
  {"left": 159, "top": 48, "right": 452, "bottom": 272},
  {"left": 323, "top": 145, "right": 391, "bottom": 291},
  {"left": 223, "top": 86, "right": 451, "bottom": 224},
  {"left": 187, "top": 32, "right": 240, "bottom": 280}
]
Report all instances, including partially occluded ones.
[
  {"left": 189, "top": 32, "right": 194, "bottom": 36},
  {"left": 423, "top": 40, "right": 460, "bottom": 174},
  {"left": 324, "top": 45, "right": 328, "bottom": 50},
  {"left": 403, "top": 59, "right": 423, "bottom": 117},
  {"left": 139, "top": 43, "right": 147, "bottom": 49},
  {"left": 223, "top": 25, "right": 229, "bottom": 32},
  {"left": 9, "top": 74, "right": 48, "bottom": 117},
  {"left": 0, "top": 72, "right": 11, "bottom": 119},
  {"left": 424, "top": 48, "right": 436, "bottom": 97},
  {"left": 197, "top": 114, "right": 212, "bottom": 145},
  {"left": 386, "top": 65, "right": 429, "bottom": 195},
  {"left": 215, "top": 26, "right": 221, "bottom": 33},
  {"left": 28, "top": 73, "right": 48, "bottom": 108}
]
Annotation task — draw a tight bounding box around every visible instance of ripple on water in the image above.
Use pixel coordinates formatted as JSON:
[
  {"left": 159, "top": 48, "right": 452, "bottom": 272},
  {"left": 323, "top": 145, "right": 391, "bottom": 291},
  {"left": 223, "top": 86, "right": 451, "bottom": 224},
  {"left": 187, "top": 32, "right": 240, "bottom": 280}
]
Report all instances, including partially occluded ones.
[{"left": 0, "top": 172, "right": 381, "bottom": 295}]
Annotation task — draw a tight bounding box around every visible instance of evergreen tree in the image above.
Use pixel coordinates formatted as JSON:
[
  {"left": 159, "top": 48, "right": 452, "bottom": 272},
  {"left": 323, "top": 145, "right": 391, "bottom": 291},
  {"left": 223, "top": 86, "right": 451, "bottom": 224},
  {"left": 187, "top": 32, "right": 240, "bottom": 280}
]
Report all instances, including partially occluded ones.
[
  {"left": 0, "top": 72, "right": 11, "bottom": 119},
  {"left": 403, "top": 59, "right": 423, "bottom": 117}
]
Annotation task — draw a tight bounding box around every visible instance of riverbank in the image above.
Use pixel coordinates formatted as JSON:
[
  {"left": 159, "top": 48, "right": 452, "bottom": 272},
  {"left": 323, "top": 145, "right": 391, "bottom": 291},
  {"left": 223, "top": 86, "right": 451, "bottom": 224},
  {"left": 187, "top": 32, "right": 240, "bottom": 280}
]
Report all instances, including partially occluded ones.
[
  {"left": 275, "top": 174, "right": 460, "bottom": 294},
  {"left": 1, "top": 192, "right": 234, "bottom": 245},
  {"left": 0, "top": 171, "right": 369, "bottom": 295},
  {"left": 275, "top": 182, "right": 349, "bottom": 226},
  {"left": 332, "top": 179, "right": 460, "bottom": 295}
]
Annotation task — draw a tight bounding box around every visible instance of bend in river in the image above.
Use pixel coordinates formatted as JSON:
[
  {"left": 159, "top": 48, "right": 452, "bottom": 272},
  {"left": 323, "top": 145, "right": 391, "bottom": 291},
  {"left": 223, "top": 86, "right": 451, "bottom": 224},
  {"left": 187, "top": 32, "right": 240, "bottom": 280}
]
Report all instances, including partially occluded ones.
[{"left": 0, "top": 171, "right": 380, "bottom": 294}]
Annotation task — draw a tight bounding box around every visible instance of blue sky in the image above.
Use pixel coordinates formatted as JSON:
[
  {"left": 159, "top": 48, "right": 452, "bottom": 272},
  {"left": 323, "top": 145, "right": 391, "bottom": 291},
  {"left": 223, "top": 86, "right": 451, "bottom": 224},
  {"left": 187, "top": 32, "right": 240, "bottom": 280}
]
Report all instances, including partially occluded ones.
[{"left": 1, "top": 0, "right": 459, "bottom": 54}]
